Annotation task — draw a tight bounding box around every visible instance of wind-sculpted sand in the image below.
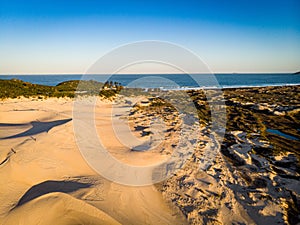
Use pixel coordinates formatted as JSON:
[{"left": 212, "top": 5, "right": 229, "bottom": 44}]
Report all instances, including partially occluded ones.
[
  {"left": 0, "top": 97, "right": 186, "bottom": 225},
  {"left": 0, "top": 88, "right": 299, "bottom": 225}
]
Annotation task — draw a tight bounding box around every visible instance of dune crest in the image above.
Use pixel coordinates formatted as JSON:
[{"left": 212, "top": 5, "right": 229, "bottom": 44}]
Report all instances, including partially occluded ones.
[{"left": 3, "top": 192, "right": 121, "bottom": 225}]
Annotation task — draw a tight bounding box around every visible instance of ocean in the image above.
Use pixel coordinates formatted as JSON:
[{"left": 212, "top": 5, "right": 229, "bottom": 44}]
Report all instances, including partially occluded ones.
[{"left": 0, "top": 74, "right": 299, "bottom": 89}]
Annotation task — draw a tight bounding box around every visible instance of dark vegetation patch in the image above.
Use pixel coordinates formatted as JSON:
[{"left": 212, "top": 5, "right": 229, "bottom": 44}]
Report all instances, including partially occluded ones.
[{"left": 0, "top": 79, "right": 123, "bottom": 99}]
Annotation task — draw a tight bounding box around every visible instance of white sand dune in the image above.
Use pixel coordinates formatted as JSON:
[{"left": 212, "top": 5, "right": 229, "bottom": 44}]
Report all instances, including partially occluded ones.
[
  {"left": 1, "top": 97, "right": 292, "bottom": 224},
  {"left": 0, "top": 98, "right": 186, "bottom": 225},
  {"left": 2, "top": 192, "right": 121, "bottom": 225}
]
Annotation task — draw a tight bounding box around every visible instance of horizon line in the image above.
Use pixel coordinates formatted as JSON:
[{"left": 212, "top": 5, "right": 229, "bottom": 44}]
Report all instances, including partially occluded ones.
[{"left": 0, "top": 71, "right": 299, "bottom": 75}]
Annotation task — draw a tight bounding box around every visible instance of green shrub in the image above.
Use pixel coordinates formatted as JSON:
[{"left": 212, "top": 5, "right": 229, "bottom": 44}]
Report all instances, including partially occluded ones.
[{"left": 0, "top": 79, "right": 123, "bottom": 100}]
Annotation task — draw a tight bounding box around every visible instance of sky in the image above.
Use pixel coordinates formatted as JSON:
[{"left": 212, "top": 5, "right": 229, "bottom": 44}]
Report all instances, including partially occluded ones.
[{"left": 0, "top": 0, "right": 299, "bottom": 74}]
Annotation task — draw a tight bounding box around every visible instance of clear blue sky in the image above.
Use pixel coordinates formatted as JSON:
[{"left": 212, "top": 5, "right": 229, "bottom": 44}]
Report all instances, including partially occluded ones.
[{"left": 0, "top": 0, "right": 299, "bottom": 74}]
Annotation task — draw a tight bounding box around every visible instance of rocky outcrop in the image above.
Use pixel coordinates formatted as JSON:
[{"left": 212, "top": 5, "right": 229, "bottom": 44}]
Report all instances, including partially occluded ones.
[
  {"left": 125, "top": 88, "right": 300, "bottom": 224},
  {"left": 158, "top": 129, "right": 300, "bottom": 224}
]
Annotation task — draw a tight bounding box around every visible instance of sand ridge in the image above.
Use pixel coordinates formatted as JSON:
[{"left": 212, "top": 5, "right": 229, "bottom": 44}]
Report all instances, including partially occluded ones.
[
  {"left": 0, "top": 97, "right": 186, "bottom": 225},
  {"left": 1, "top": 93, "right": 298, "bottom": 224}
]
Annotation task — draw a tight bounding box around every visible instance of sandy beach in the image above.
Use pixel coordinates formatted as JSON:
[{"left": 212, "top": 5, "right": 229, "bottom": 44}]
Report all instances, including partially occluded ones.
[
  {"left": 0, "top": 84, "right": 299, "bottom": 225},
  {"left": 0, "top": 97, "right": 186, "bottom": 225}
]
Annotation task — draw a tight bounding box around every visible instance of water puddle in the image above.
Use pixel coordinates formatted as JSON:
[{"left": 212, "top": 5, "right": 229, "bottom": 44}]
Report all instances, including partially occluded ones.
[{"left": 267, "top": 129, "right": 299, "bottom": 141}]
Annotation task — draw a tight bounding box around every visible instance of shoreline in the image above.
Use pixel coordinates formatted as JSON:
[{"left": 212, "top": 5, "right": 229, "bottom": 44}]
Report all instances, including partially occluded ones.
[
  {"left": 164, "top": 83, "right": 300, "bottom": 90},
  {"left": 1, "top": 74, "right": 299, "bottom": 91},
  {"left": 0, "top": 77, "right": 299, "bottom": 100}
]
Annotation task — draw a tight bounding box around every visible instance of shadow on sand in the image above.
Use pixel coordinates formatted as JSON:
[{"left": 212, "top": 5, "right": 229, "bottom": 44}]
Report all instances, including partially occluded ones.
[
  {"left": 0, "top": 118, "right": 72, "bottom": 139},
  {"left": 16, "top": 180, "right": 92, "bottom": 207}
]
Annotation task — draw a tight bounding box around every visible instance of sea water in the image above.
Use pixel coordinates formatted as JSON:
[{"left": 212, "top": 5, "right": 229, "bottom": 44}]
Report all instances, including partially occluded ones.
[{"left": 0, "top": 74, "right": 299, "bottom": 89}]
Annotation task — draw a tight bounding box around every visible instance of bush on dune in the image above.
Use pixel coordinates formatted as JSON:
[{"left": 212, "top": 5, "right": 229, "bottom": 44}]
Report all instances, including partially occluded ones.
[{"left": 0, "top": 79, "right": 123, "bottom": 99}]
